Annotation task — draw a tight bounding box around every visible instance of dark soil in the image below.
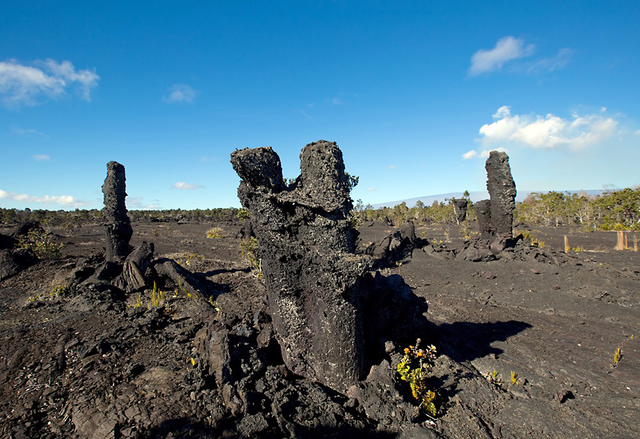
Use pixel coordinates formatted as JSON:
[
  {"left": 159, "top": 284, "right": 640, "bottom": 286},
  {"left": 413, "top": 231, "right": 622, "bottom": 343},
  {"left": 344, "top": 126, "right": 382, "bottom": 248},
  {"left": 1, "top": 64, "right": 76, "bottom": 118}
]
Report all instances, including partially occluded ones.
[{"left": 1, "top": 220, "right": 639, "bottom": 438}]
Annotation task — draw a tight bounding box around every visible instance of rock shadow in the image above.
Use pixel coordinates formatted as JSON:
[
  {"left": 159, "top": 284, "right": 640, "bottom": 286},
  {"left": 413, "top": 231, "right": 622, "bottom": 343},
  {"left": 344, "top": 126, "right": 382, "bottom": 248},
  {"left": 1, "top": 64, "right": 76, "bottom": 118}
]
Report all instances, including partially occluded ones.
[{"left": 433, "top": 320, "right": 532, "bottom": 363}]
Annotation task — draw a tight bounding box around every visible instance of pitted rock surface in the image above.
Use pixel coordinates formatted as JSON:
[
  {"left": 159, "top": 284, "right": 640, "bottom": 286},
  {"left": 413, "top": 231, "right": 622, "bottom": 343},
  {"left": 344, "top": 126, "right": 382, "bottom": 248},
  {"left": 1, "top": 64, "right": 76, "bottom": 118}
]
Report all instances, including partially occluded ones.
[
  {"left": 485, "top": 151, "right": 516, "bottom": 240},
  {"left": 102, "top": 161, "right": 133, "bottom": 262},
  {"left": 451, "top": 198, "right": 469, "bottom": 224},
  {"left": 461, "top": 151, "right": 517, "bottom": 260},
  {"left": 231, "top": 140, "right": 366, "bottom": 393}
]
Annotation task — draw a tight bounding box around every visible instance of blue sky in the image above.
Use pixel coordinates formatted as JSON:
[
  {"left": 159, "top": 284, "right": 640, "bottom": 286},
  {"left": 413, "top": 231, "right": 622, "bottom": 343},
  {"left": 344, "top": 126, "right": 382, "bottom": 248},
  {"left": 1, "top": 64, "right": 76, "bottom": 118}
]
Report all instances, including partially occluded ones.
[{"left": 1, "top": 1, "right": 639, "bottom": 210}]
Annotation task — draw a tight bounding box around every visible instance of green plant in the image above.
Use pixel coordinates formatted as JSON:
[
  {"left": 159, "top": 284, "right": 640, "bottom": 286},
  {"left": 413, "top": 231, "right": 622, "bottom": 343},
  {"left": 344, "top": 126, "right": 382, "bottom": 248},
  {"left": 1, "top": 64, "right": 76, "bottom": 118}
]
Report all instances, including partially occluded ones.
[
  {"left": 487, "top": 370, "right": 503, "bottom": 387},
  {"left": 206, "top": 227, "right": 224, "bottom": 239},
  {"left": 177, "top": 252, "right": 205, "bottom": 268},
  {"left": 516, "top": 229, "right": 546, "bottom": 248},
  {"left": 613, "top": 347, "right": 623, "bottom": 367},
  {"left": 237, "top": 208, "right": 250, "bottom": 221},
  {"left": 149, "top": 281, "right": 167, "bottom": 308},
  {"left": 240, "top": 237, "right": 261, "bottom": 277},
  {"left": 18, "top": 227, "right": 64, "bottom": 259},
  {"left": 396, "top": 339, "right": 438, "bottom": 417},
  {"left": 26, "top": 284, "right": 67, "bottom": 304}
]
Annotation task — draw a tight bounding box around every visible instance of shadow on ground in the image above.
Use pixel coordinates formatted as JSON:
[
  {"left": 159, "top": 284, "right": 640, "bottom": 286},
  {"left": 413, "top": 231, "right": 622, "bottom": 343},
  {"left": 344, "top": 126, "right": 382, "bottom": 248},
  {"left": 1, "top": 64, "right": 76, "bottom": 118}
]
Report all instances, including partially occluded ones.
[{"left": 434, "top": 320, "right": 532, "bottom": 363}]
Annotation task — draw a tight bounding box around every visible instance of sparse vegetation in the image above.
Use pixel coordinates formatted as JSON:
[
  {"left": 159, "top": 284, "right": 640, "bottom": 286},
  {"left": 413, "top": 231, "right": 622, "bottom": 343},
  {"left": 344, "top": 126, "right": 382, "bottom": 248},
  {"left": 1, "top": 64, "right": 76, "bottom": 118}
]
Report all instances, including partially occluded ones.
[
  {"left": 18, "top": 227, "right": 64, "bottom": 259},
  {"left": 396, "top": 339, "right": 438, "bottom": 417},
  {"left": 149, "top": 281, "right": 167, "bottom": 308},
  {"left": 26, "top": 285, "right": 67, "bottom": 304},
  {"left": 613, "top": 347, "right": 623, "bottom": 368},
  {"left": 206, "top": 227, "right": 224, "bottom": 239},
  {"left": 240, "top": 237, "right": 261, "bottom": 276}
]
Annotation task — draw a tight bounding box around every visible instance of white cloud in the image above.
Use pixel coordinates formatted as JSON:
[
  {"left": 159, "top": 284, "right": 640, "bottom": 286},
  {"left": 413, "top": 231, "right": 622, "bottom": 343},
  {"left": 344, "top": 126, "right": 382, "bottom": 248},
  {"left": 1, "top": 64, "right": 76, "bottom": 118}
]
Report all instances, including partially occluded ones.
[
  {"left": 478, "top": 106, "right": 617, "bottom": 150},
  {"left": 332, "top": 97, "right": 343, "bottom": 105},
  {"left": 0, "top": 188, "right": 86, "bottom": 207},
  {"left": 299, "top": 109, "right": 312, "bottom": 119},
  {"left": 0, "top": 59, "right": 99, "bottom": 107},
  {"left": 163, "top": 84, "right": 196, "bottom": 104},
  {"left": 469, "top": 36, "right": 536, "bottom": 76},
  {"left": 462, "top": 148, "right": 509, "bottom": 160},
  {"left": 462, "top": 150, "right": 478, "bottom": 160},
  {"left": 32, "top": 154, "right": 51, "bottom": 161},
  {"left": 634, "top": 129, "right": 640, "bottom": 137},
  {"left": 388, "top": 165, "right": 397, "bottom": 169},
  {"left": 172, "top": 182, "right": 203, "bottom": 190},
  {"left": 367, "top": 187, "right": 376, "bottom": 192}
]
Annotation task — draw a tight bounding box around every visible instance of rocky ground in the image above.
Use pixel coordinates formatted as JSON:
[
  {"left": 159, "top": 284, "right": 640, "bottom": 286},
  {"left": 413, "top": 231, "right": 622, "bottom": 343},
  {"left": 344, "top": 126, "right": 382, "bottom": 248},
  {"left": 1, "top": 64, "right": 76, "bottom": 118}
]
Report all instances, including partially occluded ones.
[{"left": 1, "top": 220, "right": 639, "bottom": 438}]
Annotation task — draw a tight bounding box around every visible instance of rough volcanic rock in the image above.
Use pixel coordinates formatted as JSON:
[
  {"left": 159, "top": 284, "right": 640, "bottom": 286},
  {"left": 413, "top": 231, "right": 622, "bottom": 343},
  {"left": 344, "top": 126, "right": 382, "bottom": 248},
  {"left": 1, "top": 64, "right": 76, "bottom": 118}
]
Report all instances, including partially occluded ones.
[
  {"left": 0, "top": 248, "right": 38, "bottom": 279},
  {"left": 460, "top": 151, "right": 517, "bottom": 260},
  {"left": 485, "top": 151, "right": 516, "bottom": 240},
  {"left": 451, "top": 198, "right": 468, "bottom": 225},
  {"left": 365, "top": 222, "right": 427, "bottom": 267},
  {"left": 230, "top": 141, "right": 366, "bottom": 393},
  {"left": 102, "top": 161, "right": 133, "bottom": 262},
  {"left": 0, "top": 233, "right": 18, "bottom": 250},
  {"left": 115, "top": 241, "right": 155, "bottom": 292},
  {"left": 474, "top": 199, "right": 492, "bottom": 241}
]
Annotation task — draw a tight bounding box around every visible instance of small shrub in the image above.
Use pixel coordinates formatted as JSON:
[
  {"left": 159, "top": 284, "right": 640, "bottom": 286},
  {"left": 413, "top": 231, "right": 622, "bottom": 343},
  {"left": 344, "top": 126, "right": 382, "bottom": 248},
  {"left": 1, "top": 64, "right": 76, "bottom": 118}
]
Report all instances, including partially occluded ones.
[
  {"left": 18, "top": 228, "right": 64, "bottom": 259},
  {"left": 206, "top": 227, "right": 224, "bottom": 239},
  {"left": 240, "top": 237, "right": 261, "bottom": 276},
  {"left": 237, "top": 209, "right": 250, "bottom": 221},
  {"left": 149, "top": 281, "right": 167, "bottom": 308},
  {"left": 396, "top": 339, "right": 438, "bottom": 417},
  {"left": 26, "top": 284, "right": 67, "bottom": 304}
]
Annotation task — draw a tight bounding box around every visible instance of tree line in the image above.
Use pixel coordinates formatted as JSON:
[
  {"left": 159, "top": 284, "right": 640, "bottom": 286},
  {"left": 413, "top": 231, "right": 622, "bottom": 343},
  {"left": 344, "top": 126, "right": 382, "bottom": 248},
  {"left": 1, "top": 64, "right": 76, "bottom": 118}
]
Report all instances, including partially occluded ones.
[{"left": 1, "top": 187, "right": 638, "bottom": 231}]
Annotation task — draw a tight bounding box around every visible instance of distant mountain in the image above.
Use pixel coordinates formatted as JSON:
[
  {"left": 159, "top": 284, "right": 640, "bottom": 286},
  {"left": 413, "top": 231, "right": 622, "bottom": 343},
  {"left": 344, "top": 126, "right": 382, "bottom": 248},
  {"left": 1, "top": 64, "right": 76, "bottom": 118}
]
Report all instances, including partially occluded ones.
[{"left": 371, "top": 189, "right": 605, "bottom": 209}]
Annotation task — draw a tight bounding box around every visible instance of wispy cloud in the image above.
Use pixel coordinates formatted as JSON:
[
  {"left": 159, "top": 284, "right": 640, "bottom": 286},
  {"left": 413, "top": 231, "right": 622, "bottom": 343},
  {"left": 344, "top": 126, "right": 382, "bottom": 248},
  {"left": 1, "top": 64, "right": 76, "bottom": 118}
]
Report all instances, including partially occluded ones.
[
  {"left": 172, "top": 182, "right": 203, "bottom": 190},
  {"left": 469, "top": 36, "right": 536, "bottom": 76},
  {"left": 0, "top": 188, "right": 86, "bottom": 207},
  {"left": 634, "top": 129, "right": 640, "bottom": 137},
  {"left": 332, "top": 97, "right": 343, "bottom": 105},
  {"left": 469, "top": 37, "right": 572, "bottom": 76},
  {"left": 462, "top": 147, "right": 509, "bottom": 160},
  {"left": 299, "top": 109, "right": 312, "bottom": 120},
  {"left": 200, "top": 156, "right": 218, "bottom": 163},
  {"left": 388, "top": 165, "right": 397, "bottom": 169},
  {"left": 367, "top": 187, "right": 376, "bottom": 192},
  {"left": 127, "top": 196, "right": 161, "bottom": 210},
  {"left": 524, "top": 48, "right": 573, "bottom": 74},
  {"left": 0, "top": 59, "right": 99, "bottom": 107},
  {"left": 11, "top": 127, "right": 50, "bottom": 139},
  {"left": 32, "top": 154, "right": 51, "bottom": 161},
  {"left": 163, "top": 84, "right": 196, "bottom": 104},
  {"left": 477, "top": 105, "right": 617, "bottom": 150}
]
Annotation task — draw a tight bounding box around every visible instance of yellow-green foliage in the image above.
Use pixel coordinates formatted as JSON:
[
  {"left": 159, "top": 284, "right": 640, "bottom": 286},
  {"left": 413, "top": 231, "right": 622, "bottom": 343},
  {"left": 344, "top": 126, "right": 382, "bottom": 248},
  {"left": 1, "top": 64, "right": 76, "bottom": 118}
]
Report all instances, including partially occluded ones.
[
  {"left": 206, "top": 227, "right": 224, "bottom": 239},
  {"left": 18, "top": 228, "right": 64, "bottom": 259},
  {"left": 613, "top": 347, "right": 622, "bottom": 367},
  {"left": 237, "top": 208, "right": 251, "bottom": 221},
  {"left": 396, "top": 339, "right": 438, "bottom": 417},
  {"left": 26, "top": 284, "right": 67, "bottom": 304},
  {"left": 240, "top": 237, "right": 261, "bottom": 276},
  {"left": 149, "top": 281, "right": 167, "bottom": 308},
  {"left": 177, "top": 253, "right": 205, "bottom": 267},
  {"left": 510, "top": 371, "right": 519, "bottom": 385},
  {"left": 516, "top": 229, "right": 546, "bottom": 248}
]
